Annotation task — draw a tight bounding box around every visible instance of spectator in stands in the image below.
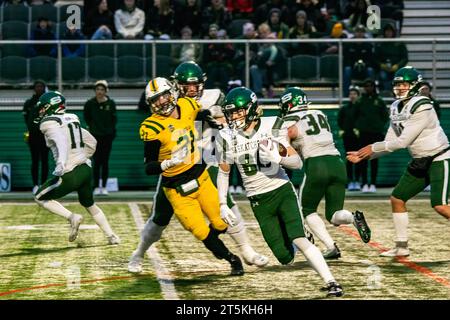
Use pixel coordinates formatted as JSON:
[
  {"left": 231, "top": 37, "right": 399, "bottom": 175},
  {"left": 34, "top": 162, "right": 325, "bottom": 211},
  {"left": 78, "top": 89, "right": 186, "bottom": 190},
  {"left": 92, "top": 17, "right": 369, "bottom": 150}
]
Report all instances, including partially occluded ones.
[
  {"left": 173, "top": 0, "right": 201, "bottom": 38},
  {"left": 225, "top": 0, "right": 253, "bottom": 19},
  {"left": 353, "top": 78, "right": 389, "bottom": 193},
  {"left": 145, "top": 0, "right": 173, "bottom": 39},
  {"left": 23, "top": 80, "right": 49, "bottom": 194},
  {"left": 84, "top": 0, "right": 115, "bottom": 40},
  {"left": 343, "top": 24, "right": 374, "bottom": 96},
  {"left": 61, "top": 26, "right": 86, "bottom": 57},
  {"left": 343, "top": 0, "right": 369, "bottom": 31},
  {"left": 372, "top": 0, "right": 404, "bottom": 32},
  {"left": 320, "top": 0, "right": 343, "bottom": 21},
  {"left": 320, "top": 21, "right": 349, "bottom": 55},
  {"left": 250, "top": 23, "right": 285, "bottom": 97},
  {"left": 375, "top": 23, "right": 408, "bottom": 93},
  {"left": 287, "top": 0, "right": 325, "bottom": 32},
  {"left": 338, "top": 85, "right": 361, "bottom": 191},
  {"left": 204, "top": 24, "right": 235, "bottom": 90},
  {"left": 254, "top": 0, "right": 289, "bottom": 27},
  {"left": 201, "top": 0, "right": 232, "bottom": 36},
  {"left": 233, "top": 22, "right": 259, "bottom": 83},
  {"left": 171, "top": 26, "right": 202, "bottom": 64},
  {"left": 114, "top": 0, "right": 145, "bottom": 39},
  {"left": 1, "top": 0, "right": 28, "bottom": 6},
  {"left": 288, "top": 10, "right": 317, "bottom": 56},
  {"left": 28, "top": 0, "right": 52, "bottom": 5},
  {"left": 83, "top": 80, "right": 117, "bottom": 196},
  {"left": 29, "top": 17, "right": 57, "bottom": 57},
  {"left": 420, "top": 81, "right": 441, "bottom": 120},
  {"left": 267, "top": 8, "right": 289, "bottom": 38}
]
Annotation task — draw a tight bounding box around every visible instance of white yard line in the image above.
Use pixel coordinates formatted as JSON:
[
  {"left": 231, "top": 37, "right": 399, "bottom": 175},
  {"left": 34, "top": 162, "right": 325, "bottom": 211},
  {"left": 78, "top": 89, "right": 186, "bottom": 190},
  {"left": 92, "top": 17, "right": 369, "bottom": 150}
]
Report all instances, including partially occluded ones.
[{"left": 127, "top": 202, "right": 179, "bottom": 300}]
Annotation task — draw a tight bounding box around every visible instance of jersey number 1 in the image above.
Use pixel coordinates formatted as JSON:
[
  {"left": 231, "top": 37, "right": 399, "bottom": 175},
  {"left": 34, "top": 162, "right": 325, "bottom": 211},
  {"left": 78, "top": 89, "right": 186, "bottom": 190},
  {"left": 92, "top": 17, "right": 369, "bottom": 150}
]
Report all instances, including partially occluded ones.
[{"left": 68, "top": 122, "right": 85, "bottom": 149}]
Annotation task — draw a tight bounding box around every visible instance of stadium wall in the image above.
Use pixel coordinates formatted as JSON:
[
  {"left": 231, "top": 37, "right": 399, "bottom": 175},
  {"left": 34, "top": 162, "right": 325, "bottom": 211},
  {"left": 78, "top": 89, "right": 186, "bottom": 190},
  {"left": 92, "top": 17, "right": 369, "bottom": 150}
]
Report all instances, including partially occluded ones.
[{"left": 2, "top": 107, "right": 444, "bottom": 190}]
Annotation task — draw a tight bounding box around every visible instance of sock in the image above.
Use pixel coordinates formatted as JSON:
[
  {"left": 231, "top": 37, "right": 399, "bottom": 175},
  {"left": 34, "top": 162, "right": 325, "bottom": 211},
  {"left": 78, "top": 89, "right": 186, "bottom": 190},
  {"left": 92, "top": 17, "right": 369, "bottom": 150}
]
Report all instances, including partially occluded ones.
[
  {"left": 392, "top": 212, "right": 408, "bottom": 243},
  {"left": 305, "top": 213, "right": 335, "bottom": 250},
  {"left": 36, "top": 200, "right": 72, "bottom": 219},
  {"left": 293, "top": 237, "right": 335, "bottom": 284},
  {"left": 227, "top": 206, "right": 257, "bottom": 260},
  {"left": 134, "top": 219, "right": 166, "bottom": 257},
  {"left": 202, "top": 229, "right": 232, "bottom": 260},
  {"left": 330, "top": 209, "right": 354, "bottom": 225},
  {"left": 85, "top": 204, "right": 114, "bottom": 237}
]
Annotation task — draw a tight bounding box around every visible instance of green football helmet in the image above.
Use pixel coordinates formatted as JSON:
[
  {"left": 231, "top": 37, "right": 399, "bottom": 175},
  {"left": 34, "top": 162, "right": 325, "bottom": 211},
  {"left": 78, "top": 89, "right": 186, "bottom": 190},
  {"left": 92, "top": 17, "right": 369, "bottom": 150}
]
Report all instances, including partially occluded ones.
[
  {"left": 172, "top": 61, "right": 206, "bottom": 100},
  {"left": 222, "top": 87, "right": 262, "bottom": 130},
  {"left": 34, "top": 91, "right": 66, "bottom": 123},
  {"left": 392, "top": 66, "right": 424, "bottom": 100},
  {"left": 279, "top": 87, "right": 310, "bottom": 117}
]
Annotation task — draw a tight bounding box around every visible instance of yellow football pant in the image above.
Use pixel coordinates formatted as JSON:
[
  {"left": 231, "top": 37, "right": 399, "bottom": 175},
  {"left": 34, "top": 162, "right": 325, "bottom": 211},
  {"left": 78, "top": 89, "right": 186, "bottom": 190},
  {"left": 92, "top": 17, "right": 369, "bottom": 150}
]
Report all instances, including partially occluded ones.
[{"left": 163, "top": 169, "right": 228, "bottom": 241}]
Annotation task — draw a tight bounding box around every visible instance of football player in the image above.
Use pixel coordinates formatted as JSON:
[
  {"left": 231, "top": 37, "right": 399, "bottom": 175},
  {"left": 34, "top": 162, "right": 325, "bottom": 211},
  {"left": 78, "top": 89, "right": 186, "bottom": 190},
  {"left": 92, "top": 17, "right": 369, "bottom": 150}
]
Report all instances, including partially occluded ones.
[
  {"left": 136, "top": 77, "right": 244, "bottom": 276},
  {"left": 128, "top": 62, "right": 268, "bottom": 273},
  {"left": 33, "top": 91, "right": 120, "bottom": 244},
  {"left": 216, "top": 86, "right": 343, "bottom": 297},
  {"left": 348, "top": 66, "right": 450, "bottom": 257},
  {"left": 278, "top": 87, "right": 371, "bottom": 259}
]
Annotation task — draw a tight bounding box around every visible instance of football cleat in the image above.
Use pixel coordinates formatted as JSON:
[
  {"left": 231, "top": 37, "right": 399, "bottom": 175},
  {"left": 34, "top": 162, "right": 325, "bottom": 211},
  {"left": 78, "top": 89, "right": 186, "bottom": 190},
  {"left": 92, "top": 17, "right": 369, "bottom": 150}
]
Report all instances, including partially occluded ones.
[
  {"left": 68, "top": 214, "right": 83, "bottom": 242},
  {"left": 323, "top": 243, "right": 341, "bottom": 260},
  {"left": 128, "top": 253, "right": 143, "bottom": 274},
  {"left": 229, "top": 254, "right": 245, "bottom": 276},
  {"left": 243, "top": 253, "right": 269, "bottom": 267},
  {"left": 107, "top": 234, "right": 121, "bottom": 245},
  {"left": 321, "top": 281, "right": 344, "bottom": 297},
  {"left": 353, "top": 210, "right": 371, "bottom": 243},
  {"left": 380, "top": 247, "right": 410, "bottom": 257}
]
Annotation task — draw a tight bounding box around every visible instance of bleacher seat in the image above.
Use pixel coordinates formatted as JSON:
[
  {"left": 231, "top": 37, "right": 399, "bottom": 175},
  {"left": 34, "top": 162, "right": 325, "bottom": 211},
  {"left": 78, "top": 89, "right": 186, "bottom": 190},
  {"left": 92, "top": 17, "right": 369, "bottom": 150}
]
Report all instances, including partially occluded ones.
[
  {"left": 290, "top": 55, "right": 318, "bottom": 80},
  {"left": 117, "top": 56, "right": 145, "bottom": 81},
  {"left": 2, "top": 5, "right": 30, "bottom": 23},
  {"left": 117, "top": 43, "right": 145, "bottom": 57},
  {"left": 0, "top": 56, "right": 27, "bottom": 82},
  {"left": 319, "top": 55, "right": 339, "bottom": 81},
  {"left": 0, "top": 43, "right": 27, "bottom": 57},
  {"left": 88, "top": 56, "right": 115, "bottom": 81},
  {"left": 154, "top": 55, "right": 173, "bottom": 78},
  {"left": 31, "top": 4, "right": 58, "bottom": 23},
  {"left": 62, "top": 57, "right": 85, "bottom": 82},
  {"left": 30, "top": 56, "right": 57, "bottom": 82},
  {"left": 1, "top": 21, "right": 29, "bottom": 39},
  {"left": 87, "top": 43, "right": 115, "bottom": 57}
]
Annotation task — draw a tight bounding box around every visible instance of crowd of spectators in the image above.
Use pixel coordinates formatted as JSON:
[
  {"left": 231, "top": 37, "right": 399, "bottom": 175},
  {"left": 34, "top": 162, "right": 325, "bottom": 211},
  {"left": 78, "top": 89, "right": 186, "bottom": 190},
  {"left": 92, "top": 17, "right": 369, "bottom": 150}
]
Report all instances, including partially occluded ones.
[{"left": 1, "top": 0, "right": 406, "bottom": 95}]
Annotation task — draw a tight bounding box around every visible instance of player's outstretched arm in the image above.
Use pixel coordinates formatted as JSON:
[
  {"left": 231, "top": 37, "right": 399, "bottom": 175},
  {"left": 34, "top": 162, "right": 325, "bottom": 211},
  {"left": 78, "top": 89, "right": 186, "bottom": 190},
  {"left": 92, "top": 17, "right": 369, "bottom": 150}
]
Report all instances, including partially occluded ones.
[{"left": 217, "top": 163, "right": 237, "bottom": 227}]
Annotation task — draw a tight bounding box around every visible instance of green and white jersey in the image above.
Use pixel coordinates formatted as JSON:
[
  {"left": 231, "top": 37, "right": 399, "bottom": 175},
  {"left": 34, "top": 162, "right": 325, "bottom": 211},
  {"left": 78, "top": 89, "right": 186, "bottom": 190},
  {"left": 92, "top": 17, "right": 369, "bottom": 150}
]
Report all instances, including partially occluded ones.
[
  {"left": 39, "top": 113, "right": 96, "bottom": 176},
  {"left": 281, "top": 109, "right": 340, "bottom": 160},
  {"left": 373, "top": 96, "right": 450, "bottom": 160},
  {"left": 198, "top": 89, "right": 224, "bottom": 166},
  {"left": 218, "top": 116, "right": 289, "bottom": 197}
]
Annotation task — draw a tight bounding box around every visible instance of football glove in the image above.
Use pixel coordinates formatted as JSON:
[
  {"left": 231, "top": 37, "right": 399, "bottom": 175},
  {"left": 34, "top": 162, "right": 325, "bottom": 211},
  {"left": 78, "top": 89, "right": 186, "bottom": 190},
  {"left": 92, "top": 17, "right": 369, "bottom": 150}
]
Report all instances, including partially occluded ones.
[
  {"left": 160, "top": 146, "right": 188, "bottom": 171},
  {"left": 205, "top": 114, "right": 224, "bottom": 130},
  {"left": 53, "top": 162, "right": 65, "bottom": 176},
  {"left": 259, "top": 141, "right": 282, "bottom": 164},
  {"left": 220, "top": 204, "right": 238, "bottom": 227}
]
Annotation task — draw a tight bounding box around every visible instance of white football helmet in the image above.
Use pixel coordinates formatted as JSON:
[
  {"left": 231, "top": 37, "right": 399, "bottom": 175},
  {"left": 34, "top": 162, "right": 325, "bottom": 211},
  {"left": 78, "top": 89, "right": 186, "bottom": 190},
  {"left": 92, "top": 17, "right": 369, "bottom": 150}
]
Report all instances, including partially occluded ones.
[{"left": 145, "top": 77, "right": 178, "bottom": 116}]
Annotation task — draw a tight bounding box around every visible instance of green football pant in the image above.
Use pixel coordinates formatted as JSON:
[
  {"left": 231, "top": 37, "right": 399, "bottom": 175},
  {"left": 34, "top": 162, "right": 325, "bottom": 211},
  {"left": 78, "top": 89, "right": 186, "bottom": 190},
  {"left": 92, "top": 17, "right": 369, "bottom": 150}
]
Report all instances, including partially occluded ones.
[{"left": 248, "top": 182, "right": 305, "bottom": 265}]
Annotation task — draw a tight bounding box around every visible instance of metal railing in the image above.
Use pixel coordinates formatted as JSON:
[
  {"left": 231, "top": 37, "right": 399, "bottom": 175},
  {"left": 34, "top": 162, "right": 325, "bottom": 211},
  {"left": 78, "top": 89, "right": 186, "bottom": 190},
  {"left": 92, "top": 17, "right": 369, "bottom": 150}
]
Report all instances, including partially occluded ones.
[{"left": 1, "top": 37, "right": 450, "bottom": 105}]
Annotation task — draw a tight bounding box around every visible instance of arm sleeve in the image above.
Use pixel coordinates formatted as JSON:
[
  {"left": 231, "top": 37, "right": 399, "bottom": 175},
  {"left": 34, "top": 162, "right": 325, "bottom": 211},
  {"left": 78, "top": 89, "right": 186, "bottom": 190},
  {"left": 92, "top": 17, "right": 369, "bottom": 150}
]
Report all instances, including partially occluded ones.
[
  {"left": 280, "top": 153, "right": 303, "bottom": 170},
  {"left": 372, "top": 107, "right": 431, "bottom": 153},
  {"left": 114, "top": 11, "right": 127, "bottom": 36},
  {"left": 81, "top": 128, "right": 97, "bottom": 158},
  {"left": 144, "top": 140, "right": 163, "bottom": 175},
  {"left": 41, "top": 124, "right": 68, "bottom": 170},
  {"left": 217, "top": 167, "right": 230, "bottom": 206}
]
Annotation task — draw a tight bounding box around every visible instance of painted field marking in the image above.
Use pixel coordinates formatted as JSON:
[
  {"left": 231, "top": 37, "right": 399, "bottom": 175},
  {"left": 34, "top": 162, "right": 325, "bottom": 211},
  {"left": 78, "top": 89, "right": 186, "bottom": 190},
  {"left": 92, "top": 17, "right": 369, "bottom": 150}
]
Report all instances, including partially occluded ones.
[
  {"left": 128, "top": 202, "right": 179, "bottom": 300},
  {"left": 339, "top": 225, "right": 450, "bottom": 289},
  {"left": 0, "top": 275, "right": 154, "bottom": 297}
]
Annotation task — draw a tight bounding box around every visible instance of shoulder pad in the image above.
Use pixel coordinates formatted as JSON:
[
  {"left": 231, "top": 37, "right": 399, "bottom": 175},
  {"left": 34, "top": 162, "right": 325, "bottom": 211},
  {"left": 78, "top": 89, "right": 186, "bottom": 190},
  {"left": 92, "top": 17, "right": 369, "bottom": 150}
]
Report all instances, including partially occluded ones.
[
  {"left": 40, "top": 116, "right": 63, "bottom": 130},
  {"left": 180, "top": 97, "right": 200, "bottom": 112},
  {"left": 409, "top": 96, "right": 432, "bottom": 114},
  {"left": 140, "top": 117, "right": 165, "bottom": 141}
]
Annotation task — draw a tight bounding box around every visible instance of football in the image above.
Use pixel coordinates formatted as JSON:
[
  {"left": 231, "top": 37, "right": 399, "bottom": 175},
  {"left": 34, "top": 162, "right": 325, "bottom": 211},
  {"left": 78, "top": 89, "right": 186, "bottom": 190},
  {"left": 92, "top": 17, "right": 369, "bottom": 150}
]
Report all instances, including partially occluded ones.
[{"left": 259, "top": 139, "right": 288, "bottom": 157}]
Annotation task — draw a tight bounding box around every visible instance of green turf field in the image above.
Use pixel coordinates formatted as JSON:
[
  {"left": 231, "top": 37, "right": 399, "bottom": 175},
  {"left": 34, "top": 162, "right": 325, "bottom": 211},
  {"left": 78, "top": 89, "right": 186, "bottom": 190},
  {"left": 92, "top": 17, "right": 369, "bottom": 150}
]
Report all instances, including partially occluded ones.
[{"left": 0, "top": 200, "right": 449, "bottom": 300}]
